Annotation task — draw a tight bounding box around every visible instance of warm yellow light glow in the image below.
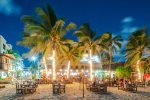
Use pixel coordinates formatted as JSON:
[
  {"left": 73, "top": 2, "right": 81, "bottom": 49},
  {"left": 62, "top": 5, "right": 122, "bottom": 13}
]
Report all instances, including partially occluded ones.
[
  {"left": 59, "top": 69, "right": 62, "bottom": 71},
  {"left": 67, "top": 61, "right": 70, "bottom": 79},
  {"left": 43, "top": 57, "right": 48, "bottom": 78},
  {"left": 137, "top": 60, "right": 141, "bottom": 81},
  {"left": 52, "top": 50, "right": 56, "bottom": 80},
  {"left": 89, "top": 49, "right": 93, "bottom": 81},
  {"left": 81, "top": 69, "right": 84, "bottom": 72}
]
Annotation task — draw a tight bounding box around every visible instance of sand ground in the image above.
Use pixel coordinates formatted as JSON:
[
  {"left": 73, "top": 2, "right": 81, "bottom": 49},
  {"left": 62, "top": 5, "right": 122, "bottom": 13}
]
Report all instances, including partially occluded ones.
[{"left": 0, "top": 83, "right": 149, "bottom": 100}]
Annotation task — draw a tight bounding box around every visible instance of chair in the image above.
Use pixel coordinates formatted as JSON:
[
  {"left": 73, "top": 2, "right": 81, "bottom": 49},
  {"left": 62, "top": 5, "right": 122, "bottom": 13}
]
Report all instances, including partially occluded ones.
[
  {"left": 60, "top": 84, "right": 65, "bottom": 93},
  {"left": 137, "top": 82, "right": 145, "bottom": 87},
  {"left": 124, "top": 83, "right": 137, "bottom": 92},
  {"left": 16, "top": 83, "right": 25, "bottom": 95},
  {"left": 90, "top": 85, "right": 98, "bottom": 92},
  {"left": 86, "top": 84, "right": 91, "bottom": 91},
  {"left": 97, "top": 84, "right": 107, "bottom": 93},
  {"left": 53, "top": 84, "right": 60, "bottom": 94},
  {"left": 26, "top": 85, "right": 36, "bottom": 94},
  {"left": 118, "top": 82, "right": 124, "bottom": 90}
]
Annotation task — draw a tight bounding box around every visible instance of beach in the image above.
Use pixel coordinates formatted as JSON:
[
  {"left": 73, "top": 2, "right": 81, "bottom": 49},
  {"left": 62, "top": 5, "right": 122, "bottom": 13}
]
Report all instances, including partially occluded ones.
[{"left": 0, "top": 83, "right": 149, "bottom": 100}]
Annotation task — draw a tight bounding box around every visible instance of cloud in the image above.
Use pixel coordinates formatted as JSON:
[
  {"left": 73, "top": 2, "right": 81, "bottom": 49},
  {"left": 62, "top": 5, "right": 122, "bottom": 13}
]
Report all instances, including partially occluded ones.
[
  {"left": 113, "top": 17, "right": 138, "bottom": 62},
  {"left": 121, "top": 17, "right": 138, "bottom": 39},
  {"left": 122, "top": 17, "right": 134, "bottom": 23},
  {"left": 0, "top": 0, "right": 21, "bottom": 15},
  {"left": 121, "top": 26, "right": 138, "bottom": 39},
  {"left": 121, "top": 26, "right": 138, "bottom": 34}
]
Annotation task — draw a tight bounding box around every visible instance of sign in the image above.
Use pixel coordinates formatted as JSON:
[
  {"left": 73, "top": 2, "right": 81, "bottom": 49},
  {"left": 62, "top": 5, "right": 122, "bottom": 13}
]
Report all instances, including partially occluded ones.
[{"left": 144, "top": 74, "right": 150, "bottom": 79}]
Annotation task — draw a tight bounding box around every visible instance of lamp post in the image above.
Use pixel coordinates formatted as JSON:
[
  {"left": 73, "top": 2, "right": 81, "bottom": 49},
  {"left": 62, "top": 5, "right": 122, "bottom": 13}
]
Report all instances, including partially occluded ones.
[
  {"left": 82, "top": 65, "right": 85, "bottom": 98},
  {"left": 80, "top": 54, "right": 100, "bottom": 98}
]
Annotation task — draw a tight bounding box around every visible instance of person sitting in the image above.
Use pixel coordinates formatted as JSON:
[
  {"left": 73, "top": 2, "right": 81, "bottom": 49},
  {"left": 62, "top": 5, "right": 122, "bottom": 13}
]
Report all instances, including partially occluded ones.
[
  {"left": 128, "top": 79, "right": 132, "bottom": 84},
  {"left": 92, "top": 80, "right": 97, "bottom": 87},
  {"left": 99, "top": 79, "right": 104, "bottom": 84}
]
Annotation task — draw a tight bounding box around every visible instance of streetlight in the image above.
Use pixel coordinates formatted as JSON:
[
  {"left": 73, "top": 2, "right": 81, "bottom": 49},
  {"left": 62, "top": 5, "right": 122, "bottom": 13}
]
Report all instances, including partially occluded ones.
[{"left": 31, "top": 56, "right": 37, "bottom": 62}]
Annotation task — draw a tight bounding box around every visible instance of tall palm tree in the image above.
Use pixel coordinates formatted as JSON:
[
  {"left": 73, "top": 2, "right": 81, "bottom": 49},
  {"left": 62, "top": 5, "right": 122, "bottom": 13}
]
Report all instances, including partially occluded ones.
[
  {"left": 104, "top": 33, "right": 122, "bottom": 74},
  {"left": 18, "top": 4, "right": 76, "bottom": 80},
  {"left": 75, "top": 23, "right": 110, "bottom": 81},
  {"left": 29, "top": 64, "right": 39, "bottom": 79},
  {"left": 124, "top": 29, "right": 150, "bottom": 81}
]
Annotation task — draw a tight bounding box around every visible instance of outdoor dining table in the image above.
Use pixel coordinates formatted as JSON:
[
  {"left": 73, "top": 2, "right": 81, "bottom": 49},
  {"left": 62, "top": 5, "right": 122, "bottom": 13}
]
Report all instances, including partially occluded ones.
[
  {"left": 20, "top": 84, "right": 30, "bottom": 88},
  {"left": 52, "top": 83, "right": 66, "bottom": 94},
  {"left": 16, "top": 81, "right": 37, "bottom": 94},
  {"left": 86, "top": 83, "right": 107, "bottom": 93},
  {"left": 126, "top": 83, "right": 137, "bottom": 92}
]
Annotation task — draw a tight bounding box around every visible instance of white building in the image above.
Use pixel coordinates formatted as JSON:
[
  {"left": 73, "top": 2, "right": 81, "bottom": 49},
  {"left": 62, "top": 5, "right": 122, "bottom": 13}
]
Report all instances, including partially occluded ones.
[
  {"left": 0, "top": 35, "right": 12, "bottom": 53},
  {"left": 0, "top": 35, "right": 24, "bottom": 79}
]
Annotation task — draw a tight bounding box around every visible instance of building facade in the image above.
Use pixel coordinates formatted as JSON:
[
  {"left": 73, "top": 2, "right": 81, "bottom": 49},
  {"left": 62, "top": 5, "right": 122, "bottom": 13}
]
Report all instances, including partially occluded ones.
[
  {"left": 0, "top": 35, "right": 12, "bottom": 53},
  {"left": 0, "top": 54, "right": 16, "bottom": 78},
  {"left": 0, "top": 35, "right": 24, "bottom": 79}
]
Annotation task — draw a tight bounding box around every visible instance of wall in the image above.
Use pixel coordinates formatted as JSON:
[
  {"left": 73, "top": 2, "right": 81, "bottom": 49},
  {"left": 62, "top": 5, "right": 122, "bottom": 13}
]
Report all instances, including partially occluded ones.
[{"left": 0, "top": 35, "right": 12, "bottom": 53}]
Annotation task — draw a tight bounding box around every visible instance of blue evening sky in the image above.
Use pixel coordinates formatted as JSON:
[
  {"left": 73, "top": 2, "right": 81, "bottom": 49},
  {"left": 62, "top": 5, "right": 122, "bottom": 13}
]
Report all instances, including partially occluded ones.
[{"left": 0, "top": 0, "right": 150, "bottom": 67}]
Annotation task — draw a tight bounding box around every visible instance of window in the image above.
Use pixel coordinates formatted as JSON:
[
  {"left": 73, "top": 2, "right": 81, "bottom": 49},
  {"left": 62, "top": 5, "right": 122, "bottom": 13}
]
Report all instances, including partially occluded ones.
[
  {"left": 3, "top": 44, "right": 6, "bottom": 50},
  {"left": 5, "top": 58, "right": 8, "bottom": 63},
  {"left": 0, "top": 56, "right": 2, "bottom": 63},
  {"left": 0, "top": 64, "right": 2, "bottom": 69}
]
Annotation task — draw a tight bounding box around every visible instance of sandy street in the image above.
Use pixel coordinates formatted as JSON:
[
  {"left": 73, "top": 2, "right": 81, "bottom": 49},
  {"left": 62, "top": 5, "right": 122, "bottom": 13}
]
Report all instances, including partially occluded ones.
[{"left": 0, "top": 83, "right": 149, "bottom": 100}]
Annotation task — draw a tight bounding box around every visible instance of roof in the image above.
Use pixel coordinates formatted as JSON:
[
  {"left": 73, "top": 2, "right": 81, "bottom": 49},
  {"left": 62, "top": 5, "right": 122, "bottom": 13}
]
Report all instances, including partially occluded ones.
[{"left": 0, "top": 54, "right": 15, "bottom": 60}]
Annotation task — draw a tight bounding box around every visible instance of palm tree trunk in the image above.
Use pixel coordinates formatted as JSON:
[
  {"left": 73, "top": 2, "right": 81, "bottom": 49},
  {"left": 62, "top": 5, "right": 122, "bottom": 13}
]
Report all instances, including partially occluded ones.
[
  {"left": 137, "top": 60, "right": 142, "bottom": 81},
  {"left": 43, "top": 57, "right": 48, "bottom": 78},
  {"left": 89, "top": 49, "right": 93, "bottom": 81},
  {"left": 67, "top": 60, "right": 71, "bottom": 79},
  {"left": 52, "top": 50, "right": 56, "bottom": 80},
  {"left": 109, "top": 47, "right": 112, "bottom": 75}
]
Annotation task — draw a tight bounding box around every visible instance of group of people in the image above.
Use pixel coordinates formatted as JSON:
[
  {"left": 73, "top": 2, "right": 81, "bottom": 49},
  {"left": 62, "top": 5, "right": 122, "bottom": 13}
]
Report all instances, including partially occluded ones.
[
  {"left": 91, "top": 78, "right": 134, "bottom": 87},
  {"left": 119, "top": 78, "right": 135, "bottom": 88}
]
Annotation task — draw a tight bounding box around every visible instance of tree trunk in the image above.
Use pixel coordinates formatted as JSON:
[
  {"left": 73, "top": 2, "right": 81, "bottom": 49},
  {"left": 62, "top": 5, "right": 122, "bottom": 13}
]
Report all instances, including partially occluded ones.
[
  {"left": 89, "top": 49, "right": 93, "bottom": 81},
  {"left": 109, "top": 47, "right": 112, "bottom": 76},
  {"left": 43, "top": 57, "right": 48, "bottom": 78},
  {"left": 67, "top": 60, "right": 71, "bottom": 79},
  {"left": 52, "top": 50, "right": 56, "bottom": 80},
  {"left": 137, "top": 60, "right": 142, "bottom": 81}
]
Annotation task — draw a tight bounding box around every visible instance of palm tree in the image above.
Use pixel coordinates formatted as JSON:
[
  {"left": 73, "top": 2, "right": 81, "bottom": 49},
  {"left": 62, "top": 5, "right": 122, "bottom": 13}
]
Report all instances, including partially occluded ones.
[
  {"left": 104, "top": 33, "right": 122, "bottom": 74},
  {"left": 18, "top": 4, "right": 76, "bottom": 80},
  {"left": 124, "top": 29, "right": 150, "bottom": 81},
  {"left": 59, "top": 42, "right": 81, "bottom": 79},
  {"left": 75, "top": 23, "right": 110, "bottom": 81},
  {"left": 29, "top": 64, "right": 39, "bottom": 79},
  {"left": 6, "top": 49, "right": 21, "bottom": 58}
]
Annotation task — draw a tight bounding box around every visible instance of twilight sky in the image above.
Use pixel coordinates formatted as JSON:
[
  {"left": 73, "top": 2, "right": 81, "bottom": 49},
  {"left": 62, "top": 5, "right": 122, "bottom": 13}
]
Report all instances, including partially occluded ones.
[{"left": 0, "top": 0, "right": 150, "bottom": 67}]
